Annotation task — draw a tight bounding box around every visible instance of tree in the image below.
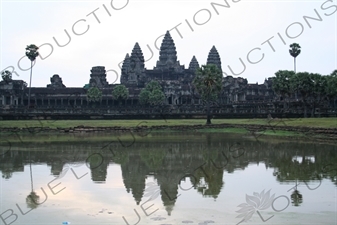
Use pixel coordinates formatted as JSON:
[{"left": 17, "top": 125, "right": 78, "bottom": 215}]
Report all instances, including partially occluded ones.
[
  {"left": 272, "top": 70, "right": 295, "bottom": 110},
  {"left": 290, "top": 72, "right": 327, "bottom": 117},
  {"left": 87, "top": 87, "right": 102, "bottom": 102},
  {"left": 289, "top": 43, "right": 301, "bottom": 73},
  {"left": 139, "top": 81, "right": 165, "bottom": 105},
  {"left": 331, "top": 69, "right": 337, "bottom": 76},
  {"left": 193, "top": 64, "right": 222, "bottom": 125},
  {"left": 139, "top": 90, "right": 151, "bottom": 105},
  {"left": 112, "top": 85, "right": 129, "bottom": 105},
  {"left": 325, "top": 70, "right": 337, "bottom": 111},
  {"left": 1, "top": 70, "right": 12, "bottom": 83},
  {"left": 309, "top": 73, "right": 326, "bottom": 117},
  {"left": 149, "top": 89, "right": 165, "bottom": 105},
  {"left": 290, "top": 72, "right": 312, "bottom": 117},
  {"left": 25, "top": 44, "right": 39, "bottom": 108}
]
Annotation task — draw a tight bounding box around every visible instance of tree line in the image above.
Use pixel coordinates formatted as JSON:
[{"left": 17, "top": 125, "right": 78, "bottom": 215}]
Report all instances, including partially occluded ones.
[{"left": 272, "top": 70, "right": 337, "bottom": 117}]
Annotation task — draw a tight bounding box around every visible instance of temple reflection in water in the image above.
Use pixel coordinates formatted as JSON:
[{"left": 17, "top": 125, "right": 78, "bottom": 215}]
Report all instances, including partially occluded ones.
[{"left": 0, "top": 134, "right": 336, "bottom": 215}]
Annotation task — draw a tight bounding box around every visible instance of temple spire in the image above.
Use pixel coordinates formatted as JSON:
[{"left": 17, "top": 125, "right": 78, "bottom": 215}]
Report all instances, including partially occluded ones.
[
  {"left": 207, "top": 46, "right": 222, "bottom": 73},
  {"left": 130, "top": 42, "right": 145, "bottom": 71},
  {"left": 121, "top": 53, "right": 130, "bottom": 84},
  {"left": 154, "top": 31, "right": 182, "bottom": 71},
  {"left": 120, "top": 42, "right": 146, "bottom": 86},
  {"left": 188, "top": 56, "right": 200, "bottom": 72}
]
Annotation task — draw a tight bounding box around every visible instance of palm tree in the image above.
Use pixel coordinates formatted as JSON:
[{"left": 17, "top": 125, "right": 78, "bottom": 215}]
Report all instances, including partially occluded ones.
[
  {"left": 193, "top": 64, "right": 222, "bottom": 124},
  {"left": 25, "top": 44, "right": 39, "bottom": 108},
  {"left": 289, "top": 43, "right": 301, "bottom": 73}
]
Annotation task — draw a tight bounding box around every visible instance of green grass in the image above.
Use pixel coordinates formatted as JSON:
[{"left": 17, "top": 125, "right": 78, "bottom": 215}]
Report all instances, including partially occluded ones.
[
  {"left": 0, "top": 131, "right": 229, "bottom": 144},
  {"left": 258, "top": 129, "right": 305, "bottom": 137},
  {"left": 195, "top": 127, "right": 307, "bottom": 137},
  {"left": 1, "top": 119, "right": 335, "bottom": 145},
  {"left": 194, "top": 128, "right": 248, "bottom": 133},
  {"left": 0, "top": 118, "right": 336, "bottom": 129}
]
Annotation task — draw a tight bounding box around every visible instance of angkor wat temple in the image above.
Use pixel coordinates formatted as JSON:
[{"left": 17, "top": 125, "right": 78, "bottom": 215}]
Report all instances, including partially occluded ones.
[{"left": 0, "top": 31, "right": 334, "bottom": 119}]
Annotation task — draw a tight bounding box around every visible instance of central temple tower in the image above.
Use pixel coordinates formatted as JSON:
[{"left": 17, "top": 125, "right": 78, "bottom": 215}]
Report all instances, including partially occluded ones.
[{"left": 154, "top": 31, "right": 184, "bottom": 73}]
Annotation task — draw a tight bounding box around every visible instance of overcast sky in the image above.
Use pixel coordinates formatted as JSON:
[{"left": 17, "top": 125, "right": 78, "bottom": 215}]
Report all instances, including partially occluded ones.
[{"left": 1, "top": 0, "right": 336, "bottom": 87}]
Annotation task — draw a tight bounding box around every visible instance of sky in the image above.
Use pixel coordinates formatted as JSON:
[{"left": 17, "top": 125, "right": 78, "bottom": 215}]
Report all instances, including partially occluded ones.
[{"left": 0, "top": 0, "right": 336, "bottom": 87}]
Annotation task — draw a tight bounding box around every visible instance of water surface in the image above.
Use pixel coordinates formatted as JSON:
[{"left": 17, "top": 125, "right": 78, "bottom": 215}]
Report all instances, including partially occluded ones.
[{"left": 0, "top": 133, "right": 336, "bottom": 225}]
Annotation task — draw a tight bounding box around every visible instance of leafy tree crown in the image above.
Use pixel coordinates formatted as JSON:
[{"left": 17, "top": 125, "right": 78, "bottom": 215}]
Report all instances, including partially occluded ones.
[
  {"left": 192, "top": 64, "right": 223, "bottom": 102},
  {"left": 289, "top": 43, "right": 301, "bottom": 58},
  {"left": 112, "top": 85, "right": 129, "bottom": 100},
  {"left": 139, "top": 80, "right": 165, "bottom": 105},
  {"left": 87, "top": 87, "right": 102, "bottom": 102},
  {"left": 26, "top": 44, "right": 39, "bottom": 61},
  {"left": 1, "top": 70, "right": 12, "bottom": 83}
]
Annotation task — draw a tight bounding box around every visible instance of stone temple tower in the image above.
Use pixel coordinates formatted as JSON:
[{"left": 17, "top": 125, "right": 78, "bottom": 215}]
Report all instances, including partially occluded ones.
[
  {"left": 120, "top": 54, "right": 130, "bottom": 85},
  {"left": 207, "top": 46, "right": 222, "bottom": 73},
  {"left": 188, "top": 56, "right": 200, "bottom": 72},
  {"left": 154, "top": 31, "right": 184, "bottom": 73},
  {"left": 121, "top": 43, "right": 146, "bottom": 86},
  {"left": 89, "top": 66, "right": 109, "bottom": 88}
]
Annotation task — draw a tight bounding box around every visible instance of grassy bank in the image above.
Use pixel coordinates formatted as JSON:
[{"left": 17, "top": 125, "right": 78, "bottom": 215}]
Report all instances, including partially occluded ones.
[
  {"left": 1, "top": 118, "right": 336, "bottom": 144},
  {"left": 0, "top": 118, "right": 336, "bottom": 129}
]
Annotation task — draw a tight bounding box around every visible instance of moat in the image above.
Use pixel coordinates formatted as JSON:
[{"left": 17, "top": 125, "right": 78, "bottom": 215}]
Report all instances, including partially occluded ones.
[{"left": 1, "top": 133, "right": 336, "bottom": 225}]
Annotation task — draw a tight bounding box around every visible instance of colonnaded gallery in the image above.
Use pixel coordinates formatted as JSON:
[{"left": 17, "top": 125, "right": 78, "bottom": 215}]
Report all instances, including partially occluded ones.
[{"left": 0, "top": 31, "right": 334, "bottom": 119}]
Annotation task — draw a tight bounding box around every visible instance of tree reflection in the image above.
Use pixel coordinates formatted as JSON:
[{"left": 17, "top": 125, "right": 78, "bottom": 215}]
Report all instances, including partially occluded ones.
[
  {"left": 190, "top": 141, "right": 225, "bottom": 199},
  {"left": 193, "top": 160, "right": 224, "bottom": 199},
  {"left": 26, "top": 191, "right": 40, "bottom": 209},
  {"left": 291, "top": 189, "right": 303, "bottom": 206},
  {"left": 291, "top": 156, "right": 303, "bottom": 207},
  {"left": 26, "top": 151, "right": 40, "bottom": 209}
]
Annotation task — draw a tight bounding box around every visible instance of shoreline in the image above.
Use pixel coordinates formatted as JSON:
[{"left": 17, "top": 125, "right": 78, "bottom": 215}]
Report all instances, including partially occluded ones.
[{"left": 1, "top": 123, "right": 336, "bottom": 142}]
